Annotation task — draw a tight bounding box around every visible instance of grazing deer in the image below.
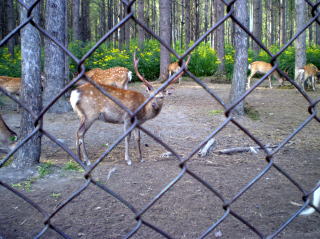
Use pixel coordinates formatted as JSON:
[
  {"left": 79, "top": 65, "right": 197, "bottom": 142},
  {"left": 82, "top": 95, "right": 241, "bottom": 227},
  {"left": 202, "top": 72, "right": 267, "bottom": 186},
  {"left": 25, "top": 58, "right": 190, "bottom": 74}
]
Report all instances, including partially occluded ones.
[
  {"left": 76, "top": 67, "right": 132, "bottom": 89},
  {"left": 0, "top": 114, "right": 17, "bottom": 153},
  {"left": 296, "top": 64, "right": 320, "bottom": 91},
  {"left": 247, "top": 61, "right": 285, "bottom": 89},
  {"left": 0, "top": 76, "right": 21, "bottom": 94},
  {"left": 70, "top": 53, "right": 190, "bottom": 166},
  {"left": 168, "top": 61, "right": 182, "bottom": 84}
]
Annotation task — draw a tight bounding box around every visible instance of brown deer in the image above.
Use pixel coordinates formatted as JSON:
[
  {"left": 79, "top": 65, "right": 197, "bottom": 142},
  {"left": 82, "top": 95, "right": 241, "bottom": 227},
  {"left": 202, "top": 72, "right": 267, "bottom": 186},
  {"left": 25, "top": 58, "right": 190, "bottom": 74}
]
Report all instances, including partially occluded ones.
[
  {"left": 70, "top": 53, "right": 190, "bottom": 166},
  {"left": 247, "top": 61, "right": 285, "bottom": 89},
  {"left": 75, "top": 67, "right": 132, "bottom": 89},
  {"left": 0, "top": 76, "right": 21, "bottom": 94},
  {"left": 296, "top": 64, "right": 320, "bottom": 91},
  {"left": 0, "top": 114, "right": 17, "bottom": 153},
  {"left": 168, "top": 61, "right": 182, "bottom": 84}
]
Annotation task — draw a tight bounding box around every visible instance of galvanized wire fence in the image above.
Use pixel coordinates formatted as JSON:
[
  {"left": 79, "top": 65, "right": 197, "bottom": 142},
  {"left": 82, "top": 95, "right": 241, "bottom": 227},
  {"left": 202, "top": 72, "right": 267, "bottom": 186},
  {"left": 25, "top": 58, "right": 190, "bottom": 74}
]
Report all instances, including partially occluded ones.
[{"left": 1, "top": 0, "right": 320, "bottom": 238}]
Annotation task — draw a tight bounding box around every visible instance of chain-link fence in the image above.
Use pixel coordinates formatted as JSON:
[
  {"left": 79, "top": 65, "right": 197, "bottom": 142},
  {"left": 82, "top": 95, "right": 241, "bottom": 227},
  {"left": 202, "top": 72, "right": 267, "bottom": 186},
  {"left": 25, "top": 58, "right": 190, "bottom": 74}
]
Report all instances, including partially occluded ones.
[{"left": 1, "top": 0, "right": 320, "bottom": 238}]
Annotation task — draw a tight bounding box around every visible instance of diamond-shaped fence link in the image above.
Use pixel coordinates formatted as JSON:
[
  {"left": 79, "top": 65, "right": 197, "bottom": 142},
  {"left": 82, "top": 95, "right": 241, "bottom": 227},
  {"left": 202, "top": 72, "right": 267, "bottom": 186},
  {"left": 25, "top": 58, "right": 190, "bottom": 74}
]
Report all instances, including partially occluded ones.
[{"left": 0, "top": 0, "right": 320, "bottom": 238}]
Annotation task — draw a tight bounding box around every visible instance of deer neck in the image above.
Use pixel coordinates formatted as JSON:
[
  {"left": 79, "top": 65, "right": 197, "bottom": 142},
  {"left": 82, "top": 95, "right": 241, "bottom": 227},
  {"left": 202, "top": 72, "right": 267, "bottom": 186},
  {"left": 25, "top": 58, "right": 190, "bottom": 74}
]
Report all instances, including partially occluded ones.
[{"left": 143, "top": 96, "right": 164, "bottom": 121}]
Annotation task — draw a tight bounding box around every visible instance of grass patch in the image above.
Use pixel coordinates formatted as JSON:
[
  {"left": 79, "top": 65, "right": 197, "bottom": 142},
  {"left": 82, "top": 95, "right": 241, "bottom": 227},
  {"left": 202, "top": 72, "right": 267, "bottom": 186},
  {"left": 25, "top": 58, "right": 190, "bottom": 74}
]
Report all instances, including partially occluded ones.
[
  {"left": 37, "top": 162, "right": 54, "bottom": 178},
  {"left": 63, "top": 160, "right": 84, "bottom": 172},
  {"left": 51, "top": 192, "right": 61, "bottom": 198},
  {"left": 11, "top": 177, "right": 37, "bottom": 192},
  {"left": 245, "top": 104, "right": 260, "bottom": 121},
  {"left": 209, "top": 109, "right": 224, "bottom": 116}
]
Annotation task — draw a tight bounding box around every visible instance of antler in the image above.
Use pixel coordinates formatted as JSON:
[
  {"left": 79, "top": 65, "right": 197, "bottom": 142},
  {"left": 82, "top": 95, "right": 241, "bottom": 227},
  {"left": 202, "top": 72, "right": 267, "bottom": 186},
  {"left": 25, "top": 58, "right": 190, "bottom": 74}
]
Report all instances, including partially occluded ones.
[
  {"left": 133, "top": 51, "right": 154, "bottom": 91},
  {"left": 170, "top": 55, "right": 191, "bottom": 84}
]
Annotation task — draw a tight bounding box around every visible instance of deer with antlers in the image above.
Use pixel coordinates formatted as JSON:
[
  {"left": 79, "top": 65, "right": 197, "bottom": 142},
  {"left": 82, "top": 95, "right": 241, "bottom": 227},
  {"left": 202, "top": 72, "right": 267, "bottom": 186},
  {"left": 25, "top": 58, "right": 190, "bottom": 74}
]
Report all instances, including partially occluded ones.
[
  {"left": 70, "top": 52, "right": 190, "bottom": 166},
  {"left": 247, "top": 61, "right": 285, "bottom": 89},
  {"left": 75, "top": 67, "right": 132, "bottom": 89}
]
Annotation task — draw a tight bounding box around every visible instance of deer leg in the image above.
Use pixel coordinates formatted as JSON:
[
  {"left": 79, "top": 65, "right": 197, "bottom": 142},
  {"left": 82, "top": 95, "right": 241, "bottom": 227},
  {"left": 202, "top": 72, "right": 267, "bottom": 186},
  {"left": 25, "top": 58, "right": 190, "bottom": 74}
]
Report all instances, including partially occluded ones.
[
  {"left": 247, "top": 73, "right": 254, "bottom": 89},
  {"left": 76, "top": 118, "right": 93, "bottom": 166},
  {"left": 124, "top": 119, "right": 132, "bottom": 166},
  {"left": 268, "top": 76, "right": 273, "bottom": 89},
  {"left": 312, "top": 76, "right": 316, "bottom": 91},
  {"left": 134, "top": 128, "right": 143, "bottom": 162}
]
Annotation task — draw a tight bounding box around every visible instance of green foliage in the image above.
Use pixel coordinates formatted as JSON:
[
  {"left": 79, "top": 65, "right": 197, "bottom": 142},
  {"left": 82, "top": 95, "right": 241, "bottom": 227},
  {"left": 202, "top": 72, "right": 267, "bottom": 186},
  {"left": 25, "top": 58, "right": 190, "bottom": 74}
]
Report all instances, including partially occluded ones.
[
  {"left": 63, "top": 160, "right": 84, "bottom": 172},
  {"left": 1, "top": 42, "right": 320, "bottom": 82},
  {"left": 0, "top": 47, "right": 21, "bottom": 77},
  {"left": 208, "top": 109, "right": 224, "bottom": 116},
  {"left": 188, "top": 42, "right": 218, "bottom": 77},
  {"left": 37, "top": 162, "right": 53, "bottom": 178}
]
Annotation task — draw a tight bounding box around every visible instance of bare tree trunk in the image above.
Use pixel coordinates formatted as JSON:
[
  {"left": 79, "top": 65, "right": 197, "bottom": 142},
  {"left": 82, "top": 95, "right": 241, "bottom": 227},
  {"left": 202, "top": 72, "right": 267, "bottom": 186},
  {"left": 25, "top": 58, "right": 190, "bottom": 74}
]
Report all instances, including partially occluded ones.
[
  {"left": 215, "top": 0, "right": 225, "bottom": 73},
  {"left": 124, "top": 3, "right": 130, "bottom": 48},
  {"left": 137, "top": 0, "right": 145, "bottom": 49},
  {"left": 180, "top": 0, "right": 184, "bottom": 49},
  {"left": 0, "top": 0, "right": 5, "bottom": 39},
  {"left": 159, "top": 0, "right": 171, "bottom": 82},
  {"left": 295, "top": 0, "right": 306, "bottom": 78},
  {"left": 316, "top": 20, "right": 320, "bottom": 45},
  {"left": 43, "top": 0, "right": 70, "bottom": 113},
  {"left": 280, "top": 0, "right": 287, "bottom": 46},
  {"left": 72, "top": 0, "right": 80, "bottom": 41},
  {"left": 185, "top": 0, "right": 190, "bottom": 47},
  {"left": 252, "top": 0, "right": 262, "bottom": 55},
  {"left": 14, "top": 1, "right": 42, "bottom": 169},
  {"left": 229, "top": 0, "right": 248, "bottom": 116},
  {"left": 6, "top": 0, "right": 15, "bottom": 57},
  {"left": 195, "top": 0, "right": 200, "bottom": 40},
  {"left": 99, "top": 0, "right": 107, "bottom": 39},
  {"left": 80, "top": 0, "right": 90, "bottom": 42}
]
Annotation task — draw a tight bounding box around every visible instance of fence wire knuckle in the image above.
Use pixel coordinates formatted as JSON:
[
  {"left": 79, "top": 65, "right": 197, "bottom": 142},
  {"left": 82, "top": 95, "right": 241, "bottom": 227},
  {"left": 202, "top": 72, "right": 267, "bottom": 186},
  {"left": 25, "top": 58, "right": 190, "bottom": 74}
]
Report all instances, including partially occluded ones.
[{"left": 1, "top": 0, "right": 320, "bottom": 238}]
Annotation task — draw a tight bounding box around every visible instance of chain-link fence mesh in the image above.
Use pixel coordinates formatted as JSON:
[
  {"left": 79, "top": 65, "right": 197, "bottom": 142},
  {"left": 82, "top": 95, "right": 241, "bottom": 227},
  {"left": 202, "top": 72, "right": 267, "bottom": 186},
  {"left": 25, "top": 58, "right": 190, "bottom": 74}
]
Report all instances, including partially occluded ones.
[{"left": 1, "top": 0, "right": 320, "bottom": 238}]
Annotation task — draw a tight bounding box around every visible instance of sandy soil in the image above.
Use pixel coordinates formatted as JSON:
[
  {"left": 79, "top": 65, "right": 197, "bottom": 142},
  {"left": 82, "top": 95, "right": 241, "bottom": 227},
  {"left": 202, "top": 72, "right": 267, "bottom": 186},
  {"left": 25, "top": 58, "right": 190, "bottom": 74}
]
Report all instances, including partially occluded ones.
[{"left": 0, "top": 80, "right": 319, "bottom": 239}]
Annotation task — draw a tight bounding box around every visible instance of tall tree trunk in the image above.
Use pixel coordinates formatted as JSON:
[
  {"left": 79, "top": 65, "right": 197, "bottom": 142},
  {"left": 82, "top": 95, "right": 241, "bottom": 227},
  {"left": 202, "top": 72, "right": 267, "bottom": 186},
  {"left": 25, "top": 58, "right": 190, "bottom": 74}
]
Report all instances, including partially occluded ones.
[
  {"left": 180, "top": 0, "right": 184, "bottom": 49},
  {"left": 252, "top": 0, "right": 262, "bottom": 55},
  {"left": 215, "top": 0, "right": 225, "bottom": 73},
  {"left": 229, "top": 0, "right": 248, "bottom": 116},
  {"left": 14, "top": 1, "right": 42, "bottom": 169},
  {"left": 195, "top": 0, "right": 200, "bottom": 40},
  {"left": 316, "top": 20, "right": 320, "bottom": 45},
  {"left": 80, "top": 0, "right": 90, "bottom": 42},
  {"left": 72, "top": 0, "right": 80, "bottom": 41},
  {"left": 43, "top": 0, "right": 70, "bottom": 113},
  {"left": 295, "top": 0, "right": 306, "bottom": 78},
  {"left": 99, "top": 0, "right": 107, "bottom": 39},
  {"left": 124, "top": 4, "right": 130, "bottom": 48},
  {"left": 0, "top": 0, "right": 5, "bottom": 39},
  {"left": 137, "top": 0, "right": 145, "bottom": 49},
  {"left": 159, "top": 0, "right": 171, "bottom": 82},
  {"left": 6, "top": 0, "right": 15, "bottom": 57},
  {"left": 185, "top": 0, "right": 190, "bottom": 47},
  {"left": 280, "top": 0, "right": 287, "bottom": 46},
  {"left": 119, "top": 4, "right": 125, "bottom": 49}
]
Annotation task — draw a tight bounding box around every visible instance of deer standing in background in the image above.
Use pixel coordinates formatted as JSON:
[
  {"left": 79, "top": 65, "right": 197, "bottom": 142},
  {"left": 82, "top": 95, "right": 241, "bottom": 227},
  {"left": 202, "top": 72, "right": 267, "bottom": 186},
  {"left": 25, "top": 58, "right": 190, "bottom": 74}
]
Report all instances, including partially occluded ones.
[
  {"left": 0, "top": 76, "right": 21, "bottom": 94},
  {"left": 296, "top": 64, "right": 320, "bottom": 91},
  {"left": 247, "top": 61, "right": 285, "bottom": 89},
  {"left": 168, "top": 61, "right": 182, "bottom": 84},
  {"left": 70, "top": 53, "right": 190, "bottom": 166},
  {"left": 0, "top": 114, "right": 17, "bottom": 153},
  {"left": 75, "top": 67, "right": 132, "bottom": 89}
]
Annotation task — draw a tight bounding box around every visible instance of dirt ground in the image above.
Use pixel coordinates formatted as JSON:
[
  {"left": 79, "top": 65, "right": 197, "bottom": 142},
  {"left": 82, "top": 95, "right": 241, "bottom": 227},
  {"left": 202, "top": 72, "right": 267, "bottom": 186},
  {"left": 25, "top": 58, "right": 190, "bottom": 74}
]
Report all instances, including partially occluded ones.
[{"left": 0, "top": 79, "right": 320, "bottom": 239}]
